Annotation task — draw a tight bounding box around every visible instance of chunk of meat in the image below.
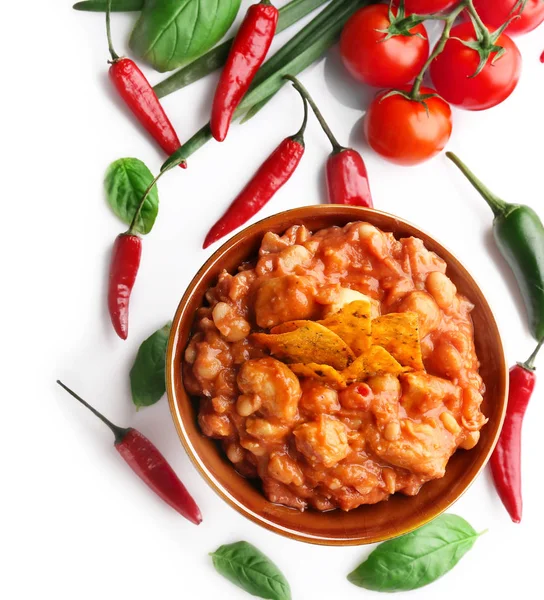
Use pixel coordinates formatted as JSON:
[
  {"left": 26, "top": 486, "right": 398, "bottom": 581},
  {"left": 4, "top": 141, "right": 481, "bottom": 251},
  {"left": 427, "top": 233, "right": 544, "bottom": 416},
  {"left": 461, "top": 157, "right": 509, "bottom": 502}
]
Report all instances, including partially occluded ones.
[
  {"left": 254, "top": 275, "right": 317, "bottom": 328},
  {"left": 367, "top": 374, "right": 402, "bottom": 427},
  {"left": 401, "top": 372, "right": 462, "bottom": 414},
  {"left": 245, "top": 418, "right": 289, "bottom": 442},
  {"left": 366, "top": 418, "right": 456, "bottom": 478},
  {"left": 331, "top": 485, "right": 389, "bottom": 511},
  {"left": 294, "top": 415, "right": 350, "bottom": 468},
  {"left": 267, "top": 452, "right": 304, "bottom": 486},
  {"left": 237, "top": 358, "right": 301, "bottom": 423},
  {"left": 277, "top": 245, "right": 313, "bottom": 272},
  {"left": 198, "top": 412, "right": 233, "bottom": 439},
  {"left": 299, "top": 382, "right": 340, "bottom": 415},
  {"left": 262, "top": 478, "right": 307, "bottom": 510}
]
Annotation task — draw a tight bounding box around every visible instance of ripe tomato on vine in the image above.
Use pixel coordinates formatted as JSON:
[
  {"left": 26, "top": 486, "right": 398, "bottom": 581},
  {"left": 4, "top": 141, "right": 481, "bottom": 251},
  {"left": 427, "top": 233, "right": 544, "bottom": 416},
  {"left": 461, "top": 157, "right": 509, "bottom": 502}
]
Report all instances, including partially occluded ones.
[
  {"left": 430, "top": 22, "right": 522, "bottom": 110},
  {"left": 340, "top": 4, "right": 429, "bottom": 88},
  {"left": 364, "top": 88, "right": 453, "bottom": 166},
  {"left": 472, "top": 0, "right": 544, "bottom": 36}
]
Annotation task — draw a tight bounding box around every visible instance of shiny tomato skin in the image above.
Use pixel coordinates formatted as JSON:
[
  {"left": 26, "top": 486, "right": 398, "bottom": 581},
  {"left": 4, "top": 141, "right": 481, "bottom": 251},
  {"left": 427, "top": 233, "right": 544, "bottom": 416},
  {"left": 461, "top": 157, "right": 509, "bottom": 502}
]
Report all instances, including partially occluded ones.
[
  {"left": 395, "top": 0, "right": 459, "bottom": 13},
  {"left": 364, "top": 87, "right": 453, "bottom": 166},
  {"left": 430, "top": 23, "right": 522, "bottom": 110},
  {"left": 472, "top": 0, "right": 544, "bottom": 36},
  {"left": 340, "top": 4, "right": 429, "bottom": 88}
]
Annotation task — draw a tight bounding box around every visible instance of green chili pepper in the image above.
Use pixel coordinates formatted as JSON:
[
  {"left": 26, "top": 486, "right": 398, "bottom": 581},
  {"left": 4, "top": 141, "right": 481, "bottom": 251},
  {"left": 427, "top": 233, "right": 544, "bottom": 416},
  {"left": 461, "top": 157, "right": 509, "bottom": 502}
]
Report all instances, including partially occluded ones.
[{"left": 447, "top": 152, "right": 544, "bottom": 342}]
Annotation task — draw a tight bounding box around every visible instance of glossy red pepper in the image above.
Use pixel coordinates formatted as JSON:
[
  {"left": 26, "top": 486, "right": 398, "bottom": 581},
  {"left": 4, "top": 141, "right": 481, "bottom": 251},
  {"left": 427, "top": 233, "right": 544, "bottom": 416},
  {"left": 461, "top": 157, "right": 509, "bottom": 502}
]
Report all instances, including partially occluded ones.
[
  {"left": 106, "top": 2, "right": 184, "bottom": 166},
  {"left": 108, "top": 233, "right": 141, "bottom": 340},
  {"left": 107, "top": 168, "right": 166, "bottom": 340},
  {"left": 57, "top": 381, "right": 202, "bottom": 525},
  {"left": 490, "top": 340, "right": 542, "bottom": 523},
  {"left": 285, "top": 75, "right": 373, "bottom": 208},
  {"left": 211, "top": 0, "right": 279, "bottom": 142},
  {"left": 327, "top": 149, "right": 373, "bottom": 207},
  {"left": 204, "top": 94, "right": 308, "bottom": 249}
]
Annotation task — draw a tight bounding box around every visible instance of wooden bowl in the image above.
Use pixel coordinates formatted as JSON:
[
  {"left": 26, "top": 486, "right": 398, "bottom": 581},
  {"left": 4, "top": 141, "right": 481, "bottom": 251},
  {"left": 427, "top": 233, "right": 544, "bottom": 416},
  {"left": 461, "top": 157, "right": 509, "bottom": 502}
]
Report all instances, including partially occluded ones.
[{"left": 166, "top": 206, "right": 508, "bottom": 545}]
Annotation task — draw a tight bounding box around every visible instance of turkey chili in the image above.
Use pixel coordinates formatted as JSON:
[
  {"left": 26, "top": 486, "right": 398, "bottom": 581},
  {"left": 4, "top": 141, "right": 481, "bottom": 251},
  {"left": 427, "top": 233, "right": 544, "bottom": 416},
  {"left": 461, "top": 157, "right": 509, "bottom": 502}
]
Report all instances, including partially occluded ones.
[{"left": 183, "top": 222, "right": 487, "bottom": 512}]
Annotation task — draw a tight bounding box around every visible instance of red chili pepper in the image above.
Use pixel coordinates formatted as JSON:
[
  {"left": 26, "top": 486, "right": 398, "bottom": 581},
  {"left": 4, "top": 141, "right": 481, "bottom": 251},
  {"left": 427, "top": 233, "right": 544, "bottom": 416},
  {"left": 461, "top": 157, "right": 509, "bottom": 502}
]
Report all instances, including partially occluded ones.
[
  {"left": 211, "top": 0, "right": 279, "bottom": 142},
  {"left": 108, "top": 233, "right": 142, "bottom": 340},
  {"left": 490, "top": 339, "right": 543, "bottom": 523},
  {"left": 107, "top": 169, "right": 166, "bottom": 340},
  {"left": 326, "top": 149, "right": 373, "bottom": 207},
  {"left": 285, "top": 75, "right": 373, "bottom": 208},
  {"left": 204, "top": 93, "right": 308, "bottom": 249},
  {"left": 57, "top": 381, "right": 202, "bottom": 525},
  {"left": 106, "top": 2, "right": 184, "bottom": 167}
]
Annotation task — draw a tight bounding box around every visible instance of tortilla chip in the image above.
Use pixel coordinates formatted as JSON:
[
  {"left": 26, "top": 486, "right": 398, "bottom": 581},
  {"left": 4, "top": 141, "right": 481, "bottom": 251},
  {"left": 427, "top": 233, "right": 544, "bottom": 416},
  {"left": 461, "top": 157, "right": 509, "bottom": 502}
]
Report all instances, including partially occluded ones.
[
  {"left": 342, "top": 346, "right": 409, "bottom": 382},
  {"left": 341, "top": 354, "right": 367, "bottom": 383},
  {"left": 371, "top": 312, "right": 424, "bottom": 370},
  {"left": 251, "top": 321, "right": 355, "bottom": 370},
  {"left": 289, "top": 363, "right": 346, "bottom": 388},
  {"left": 319, "top": 300, "right": 372, "bottom": 356},
  {"left": 270, "top": 321, "right": 308, "bottom": 334}
]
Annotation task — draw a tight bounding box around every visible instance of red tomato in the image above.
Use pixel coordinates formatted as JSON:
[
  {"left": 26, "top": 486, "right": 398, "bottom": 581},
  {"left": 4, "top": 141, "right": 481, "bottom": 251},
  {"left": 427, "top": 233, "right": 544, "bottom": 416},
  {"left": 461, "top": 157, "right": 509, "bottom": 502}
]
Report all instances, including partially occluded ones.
[
  {"left": 340, "top": 4, "right": 429, "bottom": 88},
  {"left": 364, "top": 87, "right": 453, "bottom": 166},
  {"left": 472, "top": 0, "right": 544, "bottom": 36},
  {"left": 430, "top": 22, "right": 522, "bottom": 110},
  {"left": 394, "top": 0, "right": 459, "bottom": 13}
]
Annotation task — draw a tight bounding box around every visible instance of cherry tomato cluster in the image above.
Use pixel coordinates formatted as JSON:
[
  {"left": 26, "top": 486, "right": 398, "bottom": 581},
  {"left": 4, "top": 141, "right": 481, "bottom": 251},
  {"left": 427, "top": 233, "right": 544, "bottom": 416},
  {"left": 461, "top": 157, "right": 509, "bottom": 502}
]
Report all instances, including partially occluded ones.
[{"left": 340, "top": 0, "right": 541, "bottom": 166}]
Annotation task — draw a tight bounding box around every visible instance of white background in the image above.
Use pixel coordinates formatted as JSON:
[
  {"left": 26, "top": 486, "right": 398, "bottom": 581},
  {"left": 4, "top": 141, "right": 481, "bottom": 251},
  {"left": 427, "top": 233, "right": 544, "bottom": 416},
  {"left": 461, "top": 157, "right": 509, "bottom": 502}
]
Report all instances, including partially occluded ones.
[{"left": 3, "top": 1, "right": 544, "bottom": 599}]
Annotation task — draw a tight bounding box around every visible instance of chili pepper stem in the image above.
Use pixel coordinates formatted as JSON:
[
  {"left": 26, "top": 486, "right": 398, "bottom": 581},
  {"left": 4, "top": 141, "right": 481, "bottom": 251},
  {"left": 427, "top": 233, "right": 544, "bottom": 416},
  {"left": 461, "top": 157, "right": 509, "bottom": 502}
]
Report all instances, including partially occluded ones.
[
  {"left": 284, "top": 74, "right": 343, "bottom": 152},
  {"left": 127, "top": 164, "right": 175, "bottom": 234},
  {"left": 57, "top": 380, "right": 128, "bottom": 443},
  {"left": 521, "top": 338, "right": 544, "bottom": 371},
  {"left": 446, "top": 152, "right": 508, "bottom": 217},
  {"left": 291, "top": 92, "right": 309, "bottom": 144},
  {"left": 106, "top": 0, "right": 119, "bottom": 61}
]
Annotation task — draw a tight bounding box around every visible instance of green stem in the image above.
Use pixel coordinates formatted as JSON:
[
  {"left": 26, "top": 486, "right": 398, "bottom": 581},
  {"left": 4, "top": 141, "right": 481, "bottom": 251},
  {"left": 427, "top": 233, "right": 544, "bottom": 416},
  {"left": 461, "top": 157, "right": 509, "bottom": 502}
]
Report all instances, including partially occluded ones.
[
  {"left": 291, "top": 91, "right": 309, "bottom": 144},
  {"left": 106, "top": 0, "right": 119, "bottom": 61},
  {"left": 445, "top": 152, "right": 508, "bottom": 218},
  {"left": 411, "top": 0, "right": 467, "bottom": 97},
  {"left": 57, "top": 381, "right": 128, "bottom": 443},
  {"left": 522, "top": 338, "right": 544, "bottom": 371},
  {"left": 465, "top": 0, "right": 492, "bottom": 45},
  {"left": 128, "top": 166, "right": 172, "bottom": 234},
  {"left": 74, "top": 0, "right": 143, "bottom": 11},
  {"left": 284, "top": 74, "right": 343, "bottom": 152}
]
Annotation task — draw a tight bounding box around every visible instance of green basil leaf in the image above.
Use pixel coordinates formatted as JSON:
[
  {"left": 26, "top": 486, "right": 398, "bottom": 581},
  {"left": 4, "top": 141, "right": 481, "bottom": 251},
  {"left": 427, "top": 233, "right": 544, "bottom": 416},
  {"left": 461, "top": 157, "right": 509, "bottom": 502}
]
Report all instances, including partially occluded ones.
[
  {"left": 130, "top": 322, "right": 171, "bottom": 409},
  {"left": 210, "top": 541, "right": 291, "bottom": 600},
  {"left": 130, "top": 0, "right": 242, "bottom": 73},
  {"left": 73, "top": 0, "right": 143, "bottom": 11},
  {"left": 347, "top": 514, "right": 485, "bottom": 593},
  {"left": 104, "top": 158, "right": 158, "bottom": 235}
]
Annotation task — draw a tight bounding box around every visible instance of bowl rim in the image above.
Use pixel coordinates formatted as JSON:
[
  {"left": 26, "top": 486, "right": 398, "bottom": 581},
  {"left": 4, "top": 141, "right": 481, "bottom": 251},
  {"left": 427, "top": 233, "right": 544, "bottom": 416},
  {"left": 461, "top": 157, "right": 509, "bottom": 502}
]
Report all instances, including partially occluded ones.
[{"left": 166, "top": 205, "right": 508, "bottom": 545}]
